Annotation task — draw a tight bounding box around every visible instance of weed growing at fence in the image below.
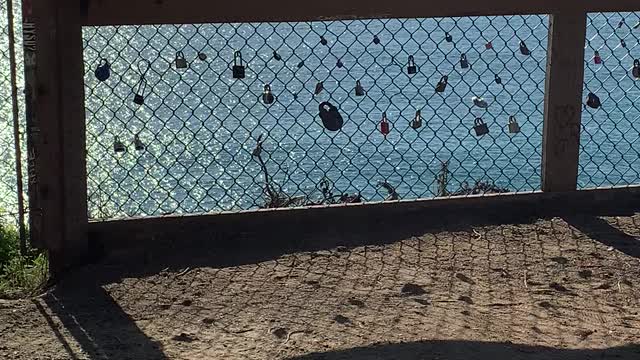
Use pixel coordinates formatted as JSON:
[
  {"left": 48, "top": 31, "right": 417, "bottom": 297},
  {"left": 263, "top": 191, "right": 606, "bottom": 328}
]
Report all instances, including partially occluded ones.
[{"left": 0, "top": 222, "right": 47, "bottom": 299}]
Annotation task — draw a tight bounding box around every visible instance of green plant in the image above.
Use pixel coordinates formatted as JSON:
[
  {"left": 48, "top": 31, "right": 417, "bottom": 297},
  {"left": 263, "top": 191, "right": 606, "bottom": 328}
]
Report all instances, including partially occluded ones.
[
  {"left": 0, "top": 221, "right": 20, "bottom": 270},
  {"left": 0, "top": 221, "right": 48, "bottom": 299}
]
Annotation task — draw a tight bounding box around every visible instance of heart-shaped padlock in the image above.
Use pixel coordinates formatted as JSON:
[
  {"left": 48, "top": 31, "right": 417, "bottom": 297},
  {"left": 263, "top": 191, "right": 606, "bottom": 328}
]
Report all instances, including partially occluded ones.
[
  {"left": 586, "top": 92, "right": 601, "bottom": 109},
  {"left": 95, "top": 58, "right": 110, "bottom": 82},
  {"left": 633, "top": 59, "right": 640, "bottom": 79},
  {"left": 319, "top": 102, "right": 344, "bottom": 131}
]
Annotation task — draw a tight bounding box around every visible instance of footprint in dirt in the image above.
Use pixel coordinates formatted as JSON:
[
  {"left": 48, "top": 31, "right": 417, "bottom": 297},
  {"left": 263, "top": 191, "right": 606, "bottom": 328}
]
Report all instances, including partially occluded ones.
[
  {"left": 172, "top": 333, "right": 197, "bottom": 342},
  {"left": 401, "top": 283, "right": 426, "bottom": 296},
  {"left": 347, "top": 298, "right": 365, "bottom": 308},
  {"left": 271, "top": 327, "right": 288, "bottom": 339}
]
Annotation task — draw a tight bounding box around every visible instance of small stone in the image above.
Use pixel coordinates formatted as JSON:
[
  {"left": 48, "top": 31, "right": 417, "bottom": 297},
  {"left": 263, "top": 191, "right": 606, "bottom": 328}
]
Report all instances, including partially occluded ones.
[{"left": 401, "top": 283, "right": 426, "bottom": 296}]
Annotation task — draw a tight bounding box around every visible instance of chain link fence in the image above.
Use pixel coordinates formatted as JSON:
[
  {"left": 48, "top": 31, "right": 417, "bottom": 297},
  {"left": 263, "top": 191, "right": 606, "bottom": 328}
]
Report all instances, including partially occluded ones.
[
  {"left": 580, "top": 12, "right": 640, "bottom": 189},
  {"left": 0, "top": 0, "right": 27, "bottom": 228},
  {"left": 83, "top": 12, "right": 640, "bottom": 220},
  {"left": 84, "top": 15, "right": 550, "bottom": 220}
]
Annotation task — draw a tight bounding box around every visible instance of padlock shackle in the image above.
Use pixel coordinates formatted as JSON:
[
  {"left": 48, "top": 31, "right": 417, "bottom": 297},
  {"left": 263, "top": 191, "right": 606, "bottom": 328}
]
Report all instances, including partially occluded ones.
[
  {"left": 474, "top": 118, "right": 484, "bottom": 125},
  {"left": 176, "top": 51, "right": 185, "bottom": 59},
  {"left": 234, "top": 51, "right": 243, "bottom": 66}
]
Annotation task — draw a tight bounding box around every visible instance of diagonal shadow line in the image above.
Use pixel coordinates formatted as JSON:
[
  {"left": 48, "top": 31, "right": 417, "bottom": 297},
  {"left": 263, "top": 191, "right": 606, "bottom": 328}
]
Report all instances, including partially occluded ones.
[
  {"left": 564, "top": 215, "right": 640, "bottom": 259},
  {"left": 42, "top": 282, "right": 167, "bottom": 360},
  {"left": 33, "top": 300, "right": 80, "bottom": 360}
]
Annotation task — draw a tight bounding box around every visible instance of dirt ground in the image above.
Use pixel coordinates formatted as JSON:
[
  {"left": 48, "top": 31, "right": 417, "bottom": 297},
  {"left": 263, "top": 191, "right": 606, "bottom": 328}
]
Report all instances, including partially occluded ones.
[{"left": 1, "top": 214, "right": 640, "bottom": 359}]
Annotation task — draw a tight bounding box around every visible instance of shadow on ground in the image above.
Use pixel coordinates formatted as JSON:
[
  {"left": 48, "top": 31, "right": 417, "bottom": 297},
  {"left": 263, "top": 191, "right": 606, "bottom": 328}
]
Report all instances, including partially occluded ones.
[
  {"left": 288, "top": 340, "right": 640, "bottom": 360},
  {"left": 564, "top": 215, "right": 640, "bottom": 258}
]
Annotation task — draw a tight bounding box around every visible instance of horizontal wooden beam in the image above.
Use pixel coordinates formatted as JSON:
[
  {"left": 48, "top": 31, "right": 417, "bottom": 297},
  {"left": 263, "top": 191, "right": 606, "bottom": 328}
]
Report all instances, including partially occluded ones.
[
  {"left": 89, "top": 186, "right": 640, "bottom": 254},
  {"left": 84, "top": 0, "right": 640, "bottom": 26}
]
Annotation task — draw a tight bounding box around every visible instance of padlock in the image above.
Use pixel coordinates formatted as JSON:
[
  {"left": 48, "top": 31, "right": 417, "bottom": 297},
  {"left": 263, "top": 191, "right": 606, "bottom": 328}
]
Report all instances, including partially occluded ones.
[
  {"left": 445, "top": 32, "right": 453, "bottom": 43},
  {"left": 134, "top": 134, "right": 145, "bottom": 151},
  {"left": 407, "top": 55, "right": 417, "bottom": 74},
  {"left": 318, "top": 101, "right": 344, "bottom": 131},
  {"left": 314, "top": 81, "right": 324, "bottom": 96},
  {"left": 380, "top": 112, "right": 390, "bottom": 136},
  {"left": 508, "top": 115, "right": 520, "bottom": 134},
  {"left": 621, "top": 39, "right": 627, "bottom": 48},
  {"left": 198, "top": 52, "right": 207, "bottom": 61},
  {"left": 273, "top": 51, "right": 282, "bottom": 61},
  {"left": 355, "top": 80, "right": 365, "bottom": 96},
  {"left": 94, "top": 58, "right": 111, "bottom": 82},
  {"left": 232, "top": 51, "right": 245, "bottom": 79},
  {"left": 618, "top": 19, "right": 625, "bottom": 28},
  {"left": 373, "top": 35, "right": 381, "bottom": 45},
  {"left": 262, "top": 84, "right": 274, "bottom": 105},
  {"left": 485, "top": 41, "right": 493, "bottom": 50},
  {"left": 473, "top": 118, "right": 489, "bottom": 137},
  {"left": 586, "top": 92, "right": 601, "bottom": 109},
  {"left": 297, "top": 60, "right": 305, "bottom": 69},
  {"left": 336, "top": 59, "right": 344, "bottom": 68},
  {"left": 410, "top": 110, "right": 422, "bottom": 129},
  {"left": 632, "top": 59, "right": 640, "bottom": 79},
  {"left": 634, "top": 21, "right": 640, "bottom": 29},
  {"left": 320, "top": 36, "right": 328, "bottom": 46},
  {"left": 460, "top": 53, "right": 469, "bottom": 69},
  {"left": 472, "top": 96, "right": 488, "bottom": 109},
  {"left": 494, "top": 74, "right": 502, "bottom": 85},
  {"left": 594, "top": 51, "right": 602, "bottom": 65},
  {"left": 113, "top": 136, "right": 126, "bottom": 153},
  {"left": 519, "top": 40, "right": 531, "bottom": 56},
  {"left": 133, "top": 93, "right": 144, "bottom": 105},
  {"left": 175, "top": 51, "right": 187, "bottom": 69},
  {"left": 435, "top": 75, "right": 448, "bottom": 93}
]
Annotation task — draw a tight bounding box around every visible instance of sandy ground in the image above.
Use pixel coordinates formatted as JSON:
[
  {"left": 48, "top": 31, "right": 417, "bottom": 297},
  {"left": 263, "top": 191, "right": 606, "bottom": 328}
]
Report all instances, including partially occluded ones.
[{"left": 1, "top": 214, "right": 640, "bottom": 359}]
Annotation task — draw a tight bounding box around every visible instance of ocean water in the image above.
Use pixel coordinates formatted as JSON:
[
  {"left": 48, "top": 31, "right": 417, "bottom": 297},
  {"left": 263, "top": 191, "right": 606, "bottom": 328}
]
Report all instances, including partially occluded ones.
[{"left": 80, "top": 13, "right": 640, "bottom": 219}]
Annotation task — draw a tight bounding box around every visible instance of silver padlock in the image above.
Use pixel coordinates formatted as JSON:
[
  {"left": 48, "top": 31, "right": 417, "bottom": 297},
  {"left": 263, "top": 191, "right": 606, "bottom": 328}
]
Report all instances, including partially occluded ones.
[
  {"left": 508, "top": 115, "right": 520, "bottom": 134},
  {"left": 175, "top": 51, "right": 187, "bottom": 69},
  {"left": 473, "top": 118, "right": 489, "bottom": 137},
  {"left": 410, "top": 110, "right": 422, "bottom": 129}
]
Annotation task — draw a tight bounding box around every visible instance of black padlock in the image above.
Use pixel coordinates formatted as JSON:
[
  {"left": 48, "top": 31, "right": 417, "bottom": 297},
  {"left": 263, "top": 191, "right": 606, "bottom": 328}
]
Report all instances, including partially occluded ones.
[
  {"left": 314, "top": 81, "right": 324, "bottom": 96},
  {"left": 586, "top": 92, "right": 601, "bottom": 109},
  {"left": 133, "top": 93, "right": 144, "bottom": 105},
  {"left": 411, "top": 110, "right": 422, "bottom": 129},
  {"left": 355, "top": 80, "right": 365, "bottom": 96},
  {"left": 336, "top": 59, "right": 344, "bottom": 68},
  {"left": 435, "top": 75, "right": 448, "bottom": 93},
  {"left": 495, "top": 74, "right": 502, "bottom": 85},
  {"left": 113, "top": 136, "right": 126, "bottom": 153},
  {"left": 460, "top": 53, "right": 469, "bottom": 69},
  {"left": 297, "top": 60, "right": 305, "bottom": 69},
  {"left": 262, "top": 84, "right": 274, "bottom": 105},
  {"left": 175, "top": 51, "right": 187, "bottom": 69},
  {"left": 508, "top": 115, "right": 520, "bottom": 134},
  {"left": 373, "top": 35, "right": 381, "bottom": 45},
  {"left": 473, "top": 118, "right": 489, "bottom": 137},
  {"left": 445, "top": 32, "right": 453, "bottom": 43},
  {"left": 232, "top": 51, "right": 245, "bottom": 79},
  {"left": 319, "top": 101, "right": 344, "bottom": 131},
  {"left": 633, "top": 59, "right": 640, "bottom": 79},
  {"left": 618, "top": 19, "right": 625, "bottom": 28},
  {"left": 407, "top": 55, "right": 417, "bottom": 75},
  {"left": 134, "top": 134, "right": 145, "bottom": 151},
  {"left": 621, "top": 39, "right": 627, "bottom": 48},
  {"left": 94, "top": 58, "right": 110, "bottom": 82},
  {"left": 198, "top": 52, "right": 207, "bottom": 61},
  {"left": 273, "top": 51, "right": 282, "bottom": 61},
  {"left": 320, "top": 36, "right": 328, "bottom": 46},
  {"left": 519, "top": 40, "right": 531, "bottom": 56}
]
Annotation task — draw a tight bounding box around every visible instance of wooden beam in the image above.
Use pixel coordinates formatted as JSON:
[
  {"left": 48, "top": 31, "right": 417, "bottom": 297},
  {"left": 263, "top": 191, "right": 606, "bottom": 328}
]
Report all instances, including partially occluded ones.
[
  {"left": 83, "top": 0, "right": 640, "bottom": 26},
  {"left": 541, "top": 11, "right": 587, "bottom": 192}
]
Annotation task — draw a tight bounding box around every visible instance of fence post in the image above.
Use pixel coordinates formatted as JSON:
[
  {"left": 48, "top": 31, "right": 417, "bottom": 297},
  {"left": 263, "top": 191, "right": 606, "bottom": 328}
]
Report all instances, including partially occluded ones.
[
  {"left": 541, "top": 11, "right": 587, "bottom": 192},
  {"left": 33, "top": 0, "right": 88, "bottom": 275}
]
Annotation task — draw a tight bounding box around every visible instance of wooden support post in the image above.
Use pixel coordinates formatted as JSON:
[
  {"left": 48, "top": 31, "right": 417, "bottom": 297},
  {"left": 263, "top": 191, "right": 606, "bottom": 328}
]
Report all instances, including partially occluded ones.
[
  {"left": 33, "top": 0, "right": 88, "bottom": 275},
  {"left": 541, "top": 12, "right": 587, "bottom": 192}
]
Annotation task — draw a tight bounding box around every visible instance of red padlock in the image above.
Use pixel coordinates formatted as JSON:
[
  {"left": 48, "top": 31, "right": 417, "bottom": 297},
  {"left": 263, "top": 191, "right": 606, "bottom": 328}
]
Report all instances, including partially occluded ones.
[
  {"left": 485, "top": 41, "right": 493, "bottom": 50},
  {"left": 380, "top": 112, "right": 390, "bottom": 137},
  {"left": 594, "top": 51, "right": 602, "bottom": 65}
]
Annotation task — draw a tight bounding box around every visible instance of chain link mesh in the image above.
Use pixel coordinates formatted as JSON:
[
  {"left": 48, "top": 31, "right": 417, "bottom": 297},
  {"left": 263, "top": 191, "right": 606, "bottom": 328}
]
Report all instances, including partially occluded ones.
[
  {"left": 84, "top": 15, "right": 551, "bottom": 220},
  {"left": 580, "top": 12, "right": 640, "bottom": 188},
  {"left": 0, "top": 0, "right": 27, "bottom": 227}
]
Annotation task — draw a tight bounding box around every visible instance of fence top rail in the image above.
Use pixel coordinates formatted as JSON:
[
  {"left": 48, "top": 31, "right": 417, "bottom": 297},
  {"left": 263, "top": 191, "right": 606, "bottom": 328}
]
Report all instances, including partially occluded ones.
[{"left": 83, "top": 0, "right": 640, "bottom": 26}]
